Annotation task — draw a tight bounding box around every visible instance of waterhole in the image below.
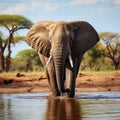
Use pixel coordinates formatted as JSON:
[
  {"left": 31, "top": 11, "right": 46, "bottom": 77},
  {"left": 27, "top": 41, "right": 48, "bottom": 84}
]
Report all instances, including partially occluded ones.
[{"left": 0, "top": 92, "right": 120, "bottom": 120}]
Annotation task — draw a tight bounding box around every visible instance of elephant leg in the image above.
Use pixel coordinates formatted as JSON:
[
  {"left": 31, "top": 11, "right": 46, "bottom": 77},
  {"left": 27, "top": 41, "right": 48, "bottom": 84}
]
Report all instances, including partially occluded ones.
[
  {"left": 38, "top": 53, "right": 60, "bottom": 96},
  {"left": 38, "top": 53, "right": 50, "bottom": 84},
  {"left": 66, "top": 61, "right": 76, "bottom": 98},
  {"left": 47, "top": 61, "right": 60, "bottom": 96},
  {"left": 66, "top": 55, "right": 83, "bottom": 97}
]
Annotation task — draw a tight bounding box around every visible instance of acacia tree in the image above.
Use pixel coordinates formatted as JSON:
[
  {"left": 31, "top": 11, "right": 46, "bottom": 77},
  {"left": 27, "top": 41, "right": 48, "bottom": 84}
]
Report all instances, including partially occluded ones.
[
  {"left": 0, "top": 14, "right": 33, "bottom": 71},
  {"left": 99, "top": 32, "right": 120, "bottom": 70},
  {"left": 0, "top": 34, "right": 26, "bottom": 72}
]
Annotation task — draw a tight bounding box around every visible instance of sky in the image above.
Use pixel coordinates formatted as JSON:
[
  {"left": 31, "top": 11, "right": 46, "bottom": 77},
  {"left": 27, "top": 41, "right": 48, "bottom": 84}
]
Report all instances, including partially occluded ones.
[{"left": 0, "top": 0, "right": 120, "bottom": 57}]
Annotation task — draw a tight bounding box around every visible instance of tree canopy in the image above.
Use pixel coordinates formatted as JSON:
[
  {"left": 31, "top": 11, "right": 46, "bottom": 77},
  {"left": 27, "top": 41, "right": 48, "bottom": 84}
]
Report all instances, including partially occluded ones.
[
  {"left": 0, "top": 14, "right": 33, "bottom": 72},
  {"left": 13, "top": 36, "right": 26, "bottom": 43},
  {"left": 0, "top": 14, "right": 33, "bottom": 30}
]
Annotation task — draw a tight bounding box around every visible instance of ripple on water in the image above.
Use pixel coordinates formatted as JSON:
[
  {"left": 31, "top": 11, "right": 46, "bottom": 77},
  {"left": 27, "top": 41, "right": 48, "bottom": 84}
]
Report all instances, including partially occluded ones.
[
  {"left": 76, "top": 92, "right": 120, "bottom": 100},
  {"left": 2, "top": 92, "right": 49, "bottom": 100}
]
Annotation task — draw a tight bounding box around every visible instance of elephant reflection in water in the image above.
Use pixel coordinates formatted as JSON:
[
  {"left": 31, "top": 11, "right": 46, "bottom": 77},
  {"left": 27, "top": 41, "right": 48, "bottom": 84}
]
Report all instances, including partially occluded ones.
[{"left": 45, "top": 98, "right": 81, "bottom": 120}]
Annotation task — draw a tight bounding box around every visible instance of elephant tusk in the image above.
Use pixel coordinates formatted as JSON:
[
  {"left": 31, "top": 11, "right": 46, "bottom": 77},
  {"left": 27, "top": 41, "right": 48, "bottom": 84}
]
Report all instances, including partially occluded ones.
[
  {"left": 46, "top": 56, "right": 52, "bottom": 67},
  {"left": 68, "top": 54, "right": 74, "bottom": 68}
]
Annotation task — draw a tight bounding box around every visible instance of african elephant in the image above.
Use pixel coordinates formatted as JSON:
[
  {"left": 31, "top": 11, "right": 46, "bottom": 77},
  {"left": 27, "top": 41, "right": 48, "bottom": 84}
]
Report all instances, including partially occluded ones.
[{"left": 26, "top": 21, "right": 99, "bottom": 98}]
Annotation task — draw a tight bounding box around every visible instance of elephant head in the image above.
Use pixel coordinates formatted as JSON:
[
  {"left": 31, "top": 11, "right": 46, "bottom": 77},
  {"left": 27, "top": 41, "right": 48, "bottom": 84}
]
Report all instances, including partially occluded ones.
[{"left": 26, "top": 21, "right": 99, "bottom": 96}]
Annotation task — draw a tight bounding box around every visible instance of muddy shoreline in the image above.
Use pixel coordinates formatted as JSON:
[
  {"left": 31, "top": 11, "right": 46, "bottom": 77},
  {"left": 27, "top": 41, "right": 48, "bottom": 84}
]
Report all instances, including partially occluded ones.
[{"left": 0, "top": 72, "right": 120, "bottom": 94}]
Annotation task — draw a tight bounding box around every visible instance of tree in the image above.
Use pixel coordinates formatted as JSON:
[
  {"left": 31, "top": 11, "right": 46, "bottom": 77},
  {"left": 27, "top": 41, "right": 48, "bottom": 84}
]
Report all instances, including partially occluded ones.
[
  {"left": 0, "top": 31, "right": 5, "bottom": 72},
  {"left": 87, "top": 43, "right": 102, "bottom": 70},
  {"left": 0, "top": 33, "right": 26, "bottom": 72},
  {"left": 99, "top": 32, "right": 120, "bottom": 70},
  {"left": 80, "top": 43, "right": 102, "bottom": 71},
  {"left": 0, "top": 14, "right": 33, "bottom": 71},
  {"left": 0, "top": 31, "right": 12, "bottom": 72},
  {"left": 81, "top": 41, "right": 116, "bottom": 71},
  {"left": 15, "top": 49, "right": 42, "bottom": 71}
]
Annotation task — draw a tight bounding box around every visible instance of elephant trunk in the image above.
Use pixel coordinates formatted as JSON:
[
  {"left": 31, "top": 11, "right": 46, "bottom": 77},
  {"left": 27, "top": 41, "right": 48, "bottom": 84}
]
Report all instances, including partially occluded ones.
[{"left": 52, "top": 44, "right": 66, "bottom": 94}]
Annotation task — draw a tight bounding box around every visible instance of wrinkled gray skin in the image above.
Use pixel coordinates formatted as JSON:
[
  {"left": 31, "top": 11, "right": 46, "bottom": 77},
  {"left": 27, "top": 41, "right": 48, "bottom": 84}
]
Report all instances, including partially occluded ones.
[{"left": 26, "top": 21, "right": 99, "bottom": 98}]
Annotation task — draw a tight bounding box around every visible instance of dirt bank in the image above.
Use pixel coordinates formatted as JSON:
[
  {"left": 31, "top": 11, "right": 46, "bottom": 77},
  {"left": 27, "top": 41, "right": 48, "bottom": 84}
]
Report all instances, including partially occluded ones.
[{"left": 0, "top": 72, "right": 120, "bottom": 94}]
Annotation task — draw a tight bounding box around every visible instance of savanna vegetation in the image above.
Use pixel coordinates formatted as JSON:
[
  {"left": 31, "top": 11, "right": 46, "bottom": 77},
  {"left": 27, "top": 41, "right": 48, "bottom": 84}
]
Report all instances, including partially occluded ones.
[{"left": 0, "top": 14, "right": 120, "bottom": 73}]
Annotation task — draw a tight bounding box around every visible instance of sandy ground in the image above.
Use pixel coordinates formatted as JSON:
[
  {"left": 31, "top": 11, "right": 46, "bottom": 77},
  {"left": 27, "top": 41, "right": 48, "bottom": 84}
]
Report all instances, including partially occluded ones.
[{"left": 0, "top": 72, "right": 120, "bottom": 94}]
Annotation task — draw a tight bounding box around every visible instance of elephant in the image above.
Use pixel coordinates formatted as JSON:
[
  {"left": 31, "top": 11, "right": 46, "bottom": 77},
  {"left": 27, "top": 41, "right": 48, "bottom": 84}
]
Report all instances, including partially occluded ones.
[{"left": 26, "top": 21, "right": 99, "bottom": 98}]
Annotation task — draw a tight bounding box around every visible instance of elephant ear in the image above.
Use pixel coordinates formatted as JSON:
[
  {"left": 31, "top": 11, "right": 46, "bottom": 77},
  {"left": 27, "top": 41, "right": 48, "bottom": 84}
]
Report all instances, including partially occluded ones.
[
  {"left": 67, "top": 21, "right": 99, "bottom": 57},
  {"left": 26, "top": 21, "right": 52, "bottom": 57}
]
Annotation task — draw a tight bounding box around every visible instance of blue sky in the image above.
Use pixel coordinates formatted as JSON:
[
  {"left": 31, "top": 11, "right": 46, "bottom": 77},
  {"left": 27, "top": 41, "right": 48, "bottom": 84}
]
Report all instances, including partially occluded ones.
[{"left": 0, "top": 0, "right": 120, "bottom": 57}]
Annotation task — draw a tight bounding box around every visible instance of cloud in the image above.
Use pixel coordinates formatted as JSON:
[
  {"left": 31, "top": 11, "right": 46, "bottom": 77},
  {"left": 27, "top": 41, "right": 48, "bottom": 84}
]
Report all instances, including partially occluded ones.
[
  {"left": 1, "top": 4, "right": 27, "bottom": 14},
  {"left": 69, "top": 0, "right": 108, "bottom": 5},
  {"left": 69, "top": 0, "right": 120, "bottom": 6},
  {"left": 0, "top": 0, "right": 59, "bottom": 15},
  {"left": 31, "top": 1, "right": 40, "bottom": 8},
  {"left": 115, "top": 0, "right": 120, "bottom": 4},
  {"left": 31, "top": 1, "right": 59, "bottom": 13},
  {"left": 14, "top": 4, "right": 27, "bottom": 12},
  {"left": 42, "top": 3, "right": 58, "bottom": 13}
]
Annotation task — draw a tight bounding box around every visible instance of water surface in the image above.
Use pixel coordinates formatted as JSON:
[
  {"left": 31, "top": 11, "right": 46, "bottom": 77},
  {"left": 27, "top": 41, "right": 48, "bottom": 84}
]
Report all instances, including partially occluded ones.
[{"left": 0, "top": 92, "right": 120, "bottom": 120}]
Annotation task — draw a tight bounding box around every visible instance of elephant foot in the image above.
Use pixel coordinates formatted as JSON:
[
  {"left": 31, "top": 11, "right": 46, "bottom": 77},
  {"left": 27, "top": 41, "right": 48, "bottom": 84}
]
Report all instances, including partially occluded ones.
[
  {"left": 56, "top": 92, "right": 60, "bottom": 96},
  {"left": 54, "top": 92, "right": 60, "bottom": 97},
  {"left": 51, "top": 89, "right": 75, "bottom": 98},
  {"left": 60, "top": 88, "right": 71, "bottom": 97},
  {"left": 68, "top": 91, "right": 75, "bottom": 98},
  {"left": 64, "top": 88, "right": 75, "bottom": 98},
  {"left": 65, "top": 88, "right": 70, "bottom": 93},
  {"left": 51, "top": 90, "right": 60, "bottom": 97}
]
